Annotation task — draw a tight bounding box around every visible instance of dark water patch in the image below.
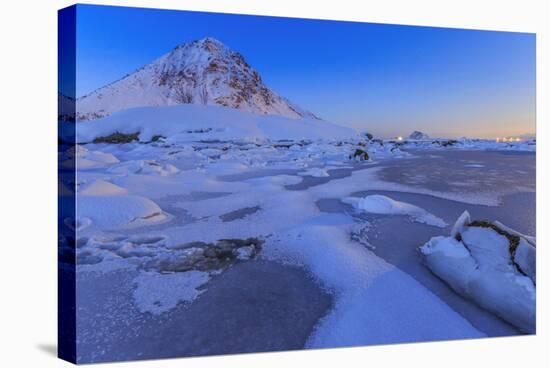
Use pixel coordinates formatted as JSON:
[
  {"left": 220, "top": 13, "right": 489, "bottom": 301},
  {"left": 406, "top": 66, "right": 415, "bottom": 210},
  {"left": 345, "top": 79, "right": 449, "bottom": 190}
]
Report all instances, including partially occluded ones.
[
  {"left": 316, "top": 197, "right": 351, "bottom": 214},
  {"left": 177, "top": 191, "right": 233, "bottom": 201},
  {"left": 76, "top": 260, "right": 332, "bottom": 363},
  {"left": 220, "top": 206, "right": 261, "bottom": 222},
  {"left": 286, "top": 161, "right": 383, "bottom": 191},
  {"left": 286, "top": 168, "right": 353, "bottom": 191},
  {"left": 380, "top": 150, "right": 535, "bottom": 195}
]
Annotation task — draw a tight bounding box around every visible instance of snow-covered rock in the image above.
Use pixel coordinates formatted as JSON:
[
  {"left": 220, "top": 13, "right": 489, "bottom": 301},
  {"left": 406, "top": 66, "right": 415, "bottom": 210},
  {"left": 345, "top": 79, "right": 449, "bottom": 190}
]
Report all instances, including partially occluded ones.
[
  {"left": 77, "top": 37, "right": 318, "bottom": 121},
  {"left": 349, "top": 148, "right": 370, "bottom": 161},
  {"left": 419, "top": 212, "right": 536, "bottom": 333},
  {"left": 342, "top": 194, "right": 447, "bottom": 228},
  {"left": 360, "top": 132, "right": 374, "bottom": 140},
  {"left": 76, "top": 104, "right": 357, "bottom": 144},
  {"left": 408, "top": 131, "right": 430, "bottom": 140}
]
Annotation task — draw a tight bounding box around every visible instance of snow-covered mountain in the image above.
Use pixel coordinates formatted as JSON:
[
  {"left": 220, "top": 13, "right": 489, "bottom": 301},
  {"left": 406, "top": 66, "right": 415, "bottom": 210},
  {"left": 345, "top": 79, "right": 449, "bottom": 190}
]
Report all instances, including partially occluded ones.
[{"left": 77, "top": 37, "right": 319, "bottom": 121}]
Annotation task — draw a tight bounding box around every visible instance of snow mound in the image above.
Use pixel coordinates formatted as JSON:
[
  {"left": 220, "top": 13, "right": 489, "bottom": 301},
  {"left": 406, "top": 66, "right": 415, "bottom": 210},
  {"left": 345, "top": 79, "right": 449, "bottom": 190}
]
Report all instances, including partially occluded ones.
[
  {"left": 343, "top": 194, "right": 447, "bottom": 228},
  {"left": 61, "top": 145, "right": 119, "bottom": 169},
  {"left": 78, "top": 179, "right": 128, "bottom": 196},
  {"left": 76, "top": 179, "right": 166, "bottom": 230},
  {"left": 75, "top": 104, "right": 357, "bottom": 144},
  {"left": 107, "top": 160, "right": 180, "bottom": 176},
  {"left": 419, "top": 211, "right": 536, "bottom": 333},
  {"left": 77, "top": 194, "right": 167, "bottom": 230}
]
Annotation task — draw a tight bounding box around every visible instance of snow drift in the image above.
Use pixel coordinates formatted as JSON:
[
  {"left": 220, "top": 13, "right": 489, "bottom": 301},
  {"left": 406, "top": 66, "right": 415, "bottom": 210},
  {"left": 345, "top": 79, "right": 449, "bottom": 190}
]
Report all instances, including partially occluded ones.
[
  {"left": 76, "top": 104, "right": 357, "bottom": 143},
  {"left": 61, "top": 145, "right": 119, "bottom": 169},
  {"left": 76, "top": 180, "right": 167, "bottom": 230},
  {"left": 419, "top": 211, "right": 536, "bottom": 333}
]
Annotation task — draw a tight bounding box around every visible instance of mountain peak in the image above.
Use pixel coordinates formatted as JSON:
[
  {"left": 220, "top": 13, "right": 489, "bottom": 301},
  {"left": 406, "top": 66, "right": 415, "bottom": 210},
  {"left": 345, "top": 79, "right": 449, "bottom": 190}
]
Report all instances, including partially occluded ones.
[
  {"left": 174, "top": 37, "right": 227, "bottom": 53},
  {"left": 197, "top": 37, "right": 225, "bottom": 47},
  {"left": 77, "top": 38, "right": 319, "bottom": 121}
]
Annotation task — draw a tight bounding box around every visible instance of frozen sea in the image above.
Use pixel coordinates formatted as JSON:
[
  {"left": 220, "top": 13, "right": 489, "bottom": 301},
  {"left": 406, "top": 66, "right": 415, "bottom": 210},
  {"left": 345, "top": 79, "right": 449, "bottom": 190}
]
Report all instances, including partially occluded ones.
[{"left": 71, "top": 146, "right": 535, "bottom": 363}]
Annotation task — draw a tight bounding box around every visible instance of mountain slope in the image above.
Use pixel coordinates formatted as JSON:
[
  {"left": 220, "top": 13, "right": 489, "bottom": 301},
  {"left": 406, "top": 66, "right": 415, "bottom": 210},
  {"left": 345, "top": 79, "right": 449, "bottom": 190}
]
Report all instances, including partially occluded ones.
[
  {"left": 77, "top": 37, "right": 319, "bottom": 121},
  {"left": 76, "top": 104, "right": 355, "bottom": 144}
]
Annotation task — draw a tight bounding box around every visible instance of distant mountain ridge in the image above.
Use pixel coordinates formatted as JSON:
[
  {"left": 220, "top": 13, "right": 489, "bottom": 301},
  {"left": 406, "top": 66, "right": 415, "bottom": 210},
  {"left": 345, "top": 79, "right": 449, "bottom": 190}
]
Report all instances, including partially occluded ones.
[{"left": 77, "top": 37, "right": 319, "bottom": 121}]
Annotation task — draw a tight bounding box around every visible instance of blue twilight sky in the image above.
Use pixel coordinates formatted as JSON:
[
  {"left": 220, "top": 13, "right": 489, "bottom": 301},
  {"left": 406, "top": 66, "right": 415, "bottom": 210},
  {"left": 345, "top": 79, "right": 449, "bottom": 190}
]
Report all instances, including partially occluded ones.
[{"left": 74, "top": 4, "right": 536, "bottom": 138}]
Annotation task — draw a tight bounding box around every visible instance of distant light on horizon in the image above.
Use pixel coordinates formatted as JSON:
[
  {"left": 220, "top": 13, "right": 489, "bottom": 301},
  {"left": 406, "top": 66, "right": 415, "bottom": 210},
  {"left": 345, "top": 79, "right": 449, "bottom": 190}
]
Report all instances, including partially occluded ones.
[{"left": 496, "top": 137, "right": 523, "bottom": 143}]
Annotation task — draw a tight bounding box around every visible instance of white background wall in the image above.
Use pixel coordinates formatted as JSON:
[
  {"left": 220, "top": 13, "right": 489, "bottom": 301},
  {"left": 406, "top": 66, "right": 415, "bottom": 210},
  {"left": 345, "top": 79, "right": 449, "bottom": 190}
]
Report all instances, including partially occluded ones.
[{"left": 0, "top": 0, "right": 547, "bottom": 367}]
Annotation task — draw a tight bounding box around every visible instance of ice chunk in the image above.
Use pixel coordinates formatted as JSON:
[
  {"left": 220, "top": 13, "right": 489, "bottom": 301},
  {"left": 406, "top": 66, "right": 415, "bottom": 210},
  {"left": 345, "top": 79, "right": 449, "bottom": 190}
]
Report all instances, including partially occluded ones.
[
  {"left": 343, "top": 194, "right": 447, "bottom": 228},
  {"left": 451, "top": 210, "right": 470, "bottom": 238},
  {"left": 461, "top": 227, "right": 511, "bottom": 268},
  {"left": 298, "top": 167, "right": 330, "bottom": 177},
  {"left": 514, "top": 238, "right": 536, "bottom": 283},
  {"left": 419, "top": 216, "right": 536, "bottom": 333}
]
